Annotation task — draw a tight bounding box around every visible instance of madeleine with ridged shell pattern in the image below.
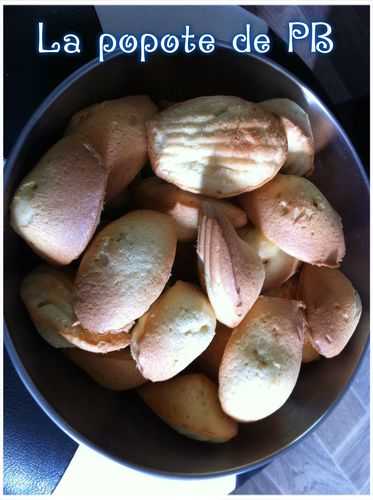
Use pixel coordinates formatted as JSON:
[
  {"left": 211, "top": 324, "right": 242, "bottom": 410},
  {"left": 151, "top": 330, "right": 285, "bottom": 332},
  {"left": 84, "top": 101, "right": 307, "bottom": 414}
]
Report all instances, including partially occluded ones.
[
  {"left": 197, "top": 202, "right": 265, "bottom": 328},
  {"left": 147, "top": 96, "right": 288, "bottom": 198}
]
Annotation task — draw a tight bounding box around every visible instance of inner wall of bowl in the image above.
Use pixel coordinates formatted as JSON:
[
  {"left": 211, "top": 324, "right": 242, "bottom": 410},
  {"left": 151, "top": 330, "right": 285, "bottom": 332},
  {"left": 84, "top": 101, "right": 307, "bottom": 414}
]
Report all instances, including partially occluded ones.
[{"left": 4, "top": 48, "right": 370, "bottom": 475}]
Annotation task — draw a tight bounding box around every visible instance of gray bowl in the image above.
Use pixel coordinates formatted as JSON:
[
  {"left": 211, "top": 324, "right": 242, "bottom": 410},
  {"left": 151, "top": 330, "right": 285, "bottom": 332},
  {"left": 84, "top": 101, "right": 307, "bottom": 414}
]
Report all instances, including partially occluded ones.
[{"left": 4, "top": 45, "right": 370, "bottom": 478}]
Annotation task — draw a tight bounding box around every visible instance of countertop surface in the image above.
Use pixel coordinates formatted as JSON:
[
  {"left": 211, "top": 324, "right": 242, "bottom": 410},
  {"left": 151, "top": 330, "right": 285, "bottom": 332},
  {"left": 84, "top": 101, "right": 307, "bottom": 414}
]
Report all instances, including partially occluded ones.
[{"left": 234, "top": 347, "right": 370, "bottom": 495}]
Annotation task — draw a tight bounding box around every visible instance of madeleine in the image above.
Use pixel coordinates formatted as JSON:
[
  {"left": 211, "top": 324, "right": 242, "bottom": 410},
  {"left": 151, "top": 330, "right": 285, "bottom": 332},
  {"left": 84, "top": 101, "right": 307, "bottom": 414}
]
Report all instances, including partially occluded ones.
[
  {"left": 133, "top": 177, "right": 247, "bottom": 241},
  {"left": 138, "top": 373, "right": 238, "bottom": 442},
  {"left": 239, "top": 225, "right": 299, "bottom": 291},
  {"left": 67, "top": 95, "right": 157, "bottom": 203},
  {"left": 11, "top": 136, "right": 107, "bottom": 265},
  {"left": 21, "top": 265, "right": 131, "bottom": 353},
  {"left": 65, "top": 347, "right": 146, "bottom": 391},
  {"left": 239, "top": 174, "right": 345, "bottom": 267},
  {"left": 147, "top": 95, "right": 287, "bottom": 198},
  {"left": 74, "top": 210, "right": 177, "bottom": 333},
  {"left": 265, "top": 275, "right": 320, "bottom": 363},
  {"left": 197, "top": 203, "right": 265, "bottom": 328},
  {"left": 260, "top": 98, "right": 314, "bottom": 176},
  {"left": 219, "top": 296, "right": 305, "bottom": 422},
  {"left": 298, "top": 265, "right": 362, "bottom": 357},
  {"left": 131, "top": 281, "right": 216, "bottom": 382}
]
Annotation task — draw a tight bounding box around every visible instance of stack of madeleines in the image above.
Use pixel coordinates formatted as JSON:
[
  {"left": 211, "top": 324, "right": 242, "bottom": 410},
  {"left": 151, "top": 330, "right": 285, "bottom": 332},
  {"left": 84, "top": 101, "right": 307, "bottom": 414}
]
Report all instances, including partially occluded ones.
[{"left": 11, "top": 95, "right": 362, "bottom": 443}]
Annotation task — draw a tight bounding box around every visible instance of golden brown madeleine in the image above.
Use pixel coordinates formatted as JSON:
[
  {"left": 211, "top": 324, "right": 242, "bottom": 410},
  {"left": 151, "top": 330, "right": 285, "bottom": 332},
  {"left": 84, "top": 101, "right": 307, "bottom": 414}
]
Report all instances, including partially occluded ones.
[
  {"left": 20, "top": 265, "right": 75, "bottom": 348},
  {"left": 147, "top": 95, "right": 288, "bottom": 198},
  {"left": 239, "top": 225, "right": 299, "bottom": 291},
  {"left": 219, "top": 296, "right": 305, "bottom": 422},
  {"left": 138, "top": 373, "right": 238, "bottom": 442},
  {"left": 65, "top": 347, "right": 146, "bottom": 391},
  {"left": 260, "top": 99, "right": 314, "bottom": 176},
  {"left": 298, "top": 265, "right": 362, "bottom": 358},
  {"left": 133, "top": 177, "right": 247, "bottom": 241},
  {"left": 21, "top": 265, "right": 131, "bottom": 352},
  {"left": 10, "top": 136, "right": 107, "bottom": 265},
  {"left": 196, "top": 323, "right": 232, "bottom": 380},
  {"left": 74, "top": 210, "right": 177, "bottom": 333},
  {"left": 66, "top": 95, "right": 157, "bottom": 203},
  {"left": 197, "top": 203, "right": 265, "bottom": 328},
  {"left": 265, "top": 275, "right": 320, "bottom": 363},
  {"left": 59, "top": 323, "right": 132, "bottom": 353},
  {"left": 239, "top": 174, "right": 345, "bottom": 267},
  {"left": 131, "top": 281, "right": 216, "bottom": 382}
]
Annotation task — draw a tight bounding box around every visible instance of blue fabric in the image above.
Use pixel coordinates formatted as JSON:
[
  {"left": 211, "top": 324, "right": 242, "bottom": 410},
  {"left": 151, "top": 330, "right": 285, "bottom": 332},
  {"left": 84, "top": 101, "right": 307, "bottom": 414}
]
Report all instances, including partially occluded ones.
[
  {"left": 4, "top": 6, "right": 100, "bottom": 494},
  {"left": 3, "top": 349, "right": 78, "bottom": 495}
]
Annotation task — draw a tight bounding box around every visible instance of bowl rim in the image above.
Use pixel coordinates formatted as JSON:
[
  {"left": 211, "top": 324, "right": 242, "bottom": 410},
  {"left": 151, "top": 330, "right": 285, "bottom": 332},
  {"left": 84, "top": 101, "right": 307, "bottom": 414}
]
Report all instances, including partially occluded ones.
[{"left": 4, "top": 40, "right": 370, "bottom": 480}]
